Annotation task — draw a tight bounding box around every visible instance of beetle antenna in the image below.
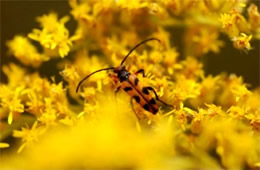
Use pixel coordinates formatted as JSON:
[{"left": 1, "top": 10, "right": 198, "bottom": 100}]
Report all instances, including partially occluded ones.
[
  {"left": 120, "top": 37, "right": 161, "bottom": 66},
  {"left": 76, "top": 67, "right": 115, "bottom": 93}
]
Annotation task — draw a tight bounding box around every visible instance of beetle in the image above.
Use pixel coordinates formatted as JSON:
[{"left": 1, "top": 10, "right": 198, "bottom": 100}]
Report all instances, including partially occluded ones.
[{"left": 76, "top": 38, "right": 172, "bottom": 114}]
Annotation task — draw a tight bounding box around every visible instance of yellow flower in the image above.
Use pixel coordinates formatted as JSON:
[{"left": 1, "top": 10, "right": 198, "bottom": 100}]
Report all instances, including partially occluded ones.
[
  {"left": 105, "top": 37, "right": 130, "bottom": 64},
  {"left": 13, "top": 121, "right": 46, "bottom": 153},
  {"left": 7, "top": 98, "right": 24, "bottom": 125},
  {"left": 227, "top": 105, "right": 247, "bottom": 119},
  {"left": 197, "top": 118, "right": 260, "bottom": 169},
  {"left": 172, "top": 76, "right": 201, "bottom": 109},
  {"left": 28, "top": 12, "right": 75, "bottom": 58},
  {"left": 70, "top": 54, "right": 111, "bottom": 94},
  {"left": 3, "top": 92, "right": 179, "bottom": 169},
  {"left": 37, "top": 98, "right": 58, "bottom": 125},
  {"left": 188, "top": 104, "right": 224, "bottom": 134},
  {"left": 180, "top": 57, "right": 204, "bottom": 80},
  {"left": 0, "top": 85, "right": 25, "bottom": 124},
  {"left": 0, "top": 143, "right": 10, "bottom": 148},
  {"left": 186, "top": 27, "right": 224, "bottom": 56},
  {"left": 219, "top": 12, "right": 240, "bottom": 37},
  {"left": 204, "top": 103, "right": 225, "bottom": 117},
  {"left": 81, "top": 87, "right": 97, "bottom": 100},
  {"left": 60, "top": 64, "right": 80, "bottom": 84},
  {"left": 25, "top": 91, "right": 44, "bottom": 115},
  {"left": 50, "top": 82, "right": 66, "bottom": 100},
  {"left": 162, "top": 48, "right": 180, "bottom": 75},
  {"left": 248, "top": 4, "right": 260, "bottom": 33},
  {"left": 153, "top": 28, "right": 171, "bottom": 49},
  {"left": 151, "top": 76, "right": 173, "bottom": 98},
  {"left": 204, "top": 0, "right": 246, "bottom": 12},
  {"left": 116, "top": 0, "right": 149, "bottom": 10},
  {"left": 2, "top": 63, "right": 26, "bottom": 88},
  {"left": 7, "top": 36, "right": 47, "bottom": 67},
  {"left": 218, "top": 74, "right": 250, "bottom": 107},
  {"left": 190, "top": 75, "right": 220, "bottom": 107},
  {"left": 1, "top": 0, "right": 260, "bottom": 169},
  {"left": 245, "top": 89, "right": 260, "bottom": 111},
  {"left": 78, "top": 102, "right": 98, "bottom": 119},
  {"left": 250, "top": 117, "right": 260, "bottom": 131},
  {"left": 232, "top": 33, "right": 253, "bottom": 51},
  {"left": 219, "top": 13, "right": 234, "bottom": 28},
  {"left": 174, "top": 109, "right": 187, "bottom": 130},
  {"left": 231, "top": 82, "right": 251, "bottom": 102},
  {"left": 70, "top": 0, "right": 91, "bottom": 20}
]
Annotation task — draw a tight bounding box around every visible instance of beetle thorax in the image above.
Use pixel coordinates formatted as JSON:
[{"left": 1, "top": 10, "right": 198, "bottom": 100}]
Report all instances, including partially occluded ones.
[{"left": 114, "top": 65, "right": 130, "bottom": 82}]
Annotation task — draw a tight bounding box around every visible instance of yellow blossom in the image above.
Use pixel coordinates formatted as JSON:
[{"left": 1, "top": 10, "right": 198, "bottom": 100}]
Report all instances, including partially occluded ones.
[
  {"left": 232, "top": 33, "right": 253, "bottom": 51},
  {"left": 105, "top": 37, "right": 130, "bottom": 62},
  {"left": 185, "top": 27, "right": 224, "bottom": 56},
  {"left": 231, "top": 82, "right": 251, "bottom": 102},
  {"left": 204, "top": 104, "right": 225, "bottom": 117},
  {"left": 50, "top": 82, "right": 66, "bottom": 100},
  {"left": 116, "top": 0, "right": 149, "bottom": 10},
  {"left": 171, "top": 77, "right": 201, "bottom": 109},
  {"left": 60, "top": 64, "right": 80, "bottom": 83},
  {"left": 228, "top": 105, "right": 247, "bottom": 119},
  {"left": 248, "top": 4, "right": 260, "bottom": 33},
  {"left": 37, "top": 98, "right": 58, "bottom": 125},
  {"left": 7, "top": 36, "right": 47, "bottom": 67},
  {"left": 13, "top": 121, "right": 46, "bottom": 153},
  {"left": 0, "top": 85, "right": 25, "bottom": 124},
  {"left": 81, "top": 87, "right": 97, "bottom": 100},
  {"left": 197, "top": 118, "right": 260, "bottom": 169},
  {"left": 1, "top": 0, "right": 260, "bottom": 169},
  {"left": 219, "top": 11, "right": 242, "bottom": 37},
  {"left": 218, "top": 74, "right": 250, "bottom": 107},
  {"left": 190, "top": 75, "right": 220, "bottom": 107},
  {"left": 25, "top": 91, "right": 44, "bottom": 115},
  {"left": 204, "top": 0, "right": 246, "bottom": 12},
  {"left": 70, "top": 0, "right": 91, "bottom": 20},
  {"left": 28, "top": 12, "right": 75, "bottom": 58},
  {"left": 179, "top": 57, "right": 204, "bottom": 80},
  {"left": 162, "top": 48, "right": 180, "bottom": 75},
  {"left": 174, "top": 109, "right": 188, "bottom": 130},
  {"left": 244, "top": 109, "right": 260, "bottom": 131},
  {"left": 79, "top": 102, "right": 98, "bottom": 119},
  {"left": 2, "top": 63, "right": 27, "bottom": 88},
  {"left": 0, "top": 143, "right": 10, "bottom": 148},
  {"left": 219, "top": 13, "right": 234, "bottom": 28}
]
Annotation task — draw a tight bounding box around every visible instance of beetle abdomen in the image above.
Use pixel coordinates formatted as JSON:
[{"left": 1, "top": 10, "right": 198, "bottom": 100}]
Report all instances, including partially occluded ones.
[{"left": 121, "top": 74, "right": 158, "bottom": 114}]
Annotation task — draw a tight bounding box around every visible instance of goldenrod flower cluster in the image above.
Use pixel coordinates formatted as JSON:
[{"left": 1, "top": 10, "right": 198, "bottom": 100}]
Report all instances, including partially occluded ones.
[{"left": 1, "top": 0, "right": 260, "bottom": 169}]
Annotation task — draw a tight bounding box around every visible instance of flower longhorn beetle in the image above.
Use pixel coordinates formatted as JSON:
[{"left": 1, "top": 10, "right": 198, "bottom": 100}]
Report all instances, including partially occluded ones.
[{"left": 76, "top": 38, "right": 172, "bottom": 114}]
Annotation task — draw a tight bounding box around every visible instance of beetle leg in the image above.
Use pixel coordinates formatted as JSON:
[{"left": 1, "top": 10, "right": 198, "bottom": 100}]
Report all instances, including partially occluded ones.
[
  {"left": 114, "top": 86, "right": 121, "bottom": 106},
  {"left": 146, "top": 86, "right": 173, "bottom": 107},
  {"left": 135, "top": 69, "right": 146, "bottom": 77},
  {"left": 115, "top": 86, "right": 121, "bottom": 94},
  {"left": 130, "top": 97, "right": 140, "bottom": 120}
]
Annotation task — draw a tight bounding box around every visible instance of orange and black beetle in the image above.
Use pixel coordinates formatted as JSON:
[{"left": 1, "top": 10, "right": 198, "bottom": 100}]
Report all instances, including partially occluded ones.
[{"left": 76, "top": 38, "right": 171, "bottom": 114}]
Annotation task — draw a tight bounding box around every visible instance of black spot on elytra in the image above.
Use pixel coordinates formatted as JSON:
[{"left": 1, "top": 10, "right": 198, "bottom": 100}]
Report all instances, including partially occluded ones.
[
  {"left": 149, "top": 98, "right": 156, "bottom": 105},
  {"left": 142, "top": 87, "right": 149, "bottom": 94},
  {"left": 133, "top": 95, "right": 140, "bottom": 103},
  {"left": 134, "top": 78, "right": 139, "bottom": 86},
  {"left": 151, "top": 107, "right": 158, "bottom": 114},
  {"left": 124, "top": 87, "right": 132, "bottom": 91},
  {"left": 143, "top": 104, "right": 150, "bottom": 111}
]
